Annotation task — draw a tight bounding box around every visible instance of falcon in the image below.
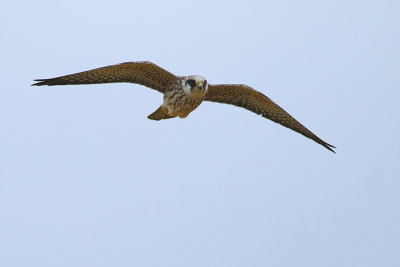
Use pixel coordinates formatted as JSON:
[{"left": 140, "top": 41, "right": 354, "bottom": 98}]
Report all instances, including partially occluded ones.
[{"left": 32, "top": 61, "right": 335, "bottom": 152}]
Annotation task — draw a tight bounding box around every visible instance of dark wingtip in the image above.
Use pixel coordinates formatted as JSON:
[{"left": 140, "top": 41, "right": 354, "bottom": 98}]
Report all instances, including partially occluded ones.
[
  {"left": 31, "top": 79, "right": 47, "bottom": 86},
  {"left": 324, "top": 143, "right": 336, "bottom": 153}
]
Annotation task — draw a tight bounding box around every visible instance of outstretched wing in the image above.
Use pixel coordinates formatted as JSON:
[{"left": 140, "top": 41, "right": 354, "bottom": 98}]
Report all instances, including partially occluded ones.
[
  {"left": 205, "top": 84, "right": 335, "bottom": 152},
  {"left": 32, "top": 61, "right": 178, "bottom": 93}
]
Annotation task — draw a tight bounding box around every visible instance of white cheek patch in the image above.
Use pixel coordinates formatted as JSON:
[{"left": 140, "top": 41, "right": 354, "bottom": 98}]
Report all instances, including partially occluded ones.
[{"left": 183, "top": 83, "right": 192, "bottom": 95}]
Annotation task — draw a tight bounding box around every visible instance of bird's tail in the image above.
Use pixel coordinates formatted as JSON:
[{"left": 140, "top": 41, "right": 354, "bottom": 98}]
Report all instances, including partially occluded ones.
[{"left": 147, "top": 106, "right": 175, "bottom": 121}]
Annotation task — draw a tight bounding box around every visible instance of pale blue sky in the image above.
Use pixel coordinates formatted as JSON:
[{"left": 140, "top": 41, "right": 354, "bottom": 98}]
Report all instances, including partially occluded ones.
[{"left": 1, "top": 0, "right": 399, "bottom": 266}]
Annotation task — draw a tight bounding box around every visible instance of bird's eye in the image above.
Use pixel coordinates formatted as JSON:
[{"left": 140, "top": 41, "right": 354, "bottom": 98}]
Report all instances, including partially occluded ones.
[
  {"left": 203, "top": 80, "right": 207, "bottom": 87},
  {"left": 186, "top": 79, "right": 196, "bottom": 88}
]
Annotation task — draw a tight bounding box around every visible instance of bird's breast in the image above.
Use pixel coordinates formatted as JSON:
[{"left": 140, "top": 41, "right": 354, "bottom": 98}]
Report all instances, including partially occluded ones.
[{"left": 163, "top": 88, "right": 204, "bottom": 117}]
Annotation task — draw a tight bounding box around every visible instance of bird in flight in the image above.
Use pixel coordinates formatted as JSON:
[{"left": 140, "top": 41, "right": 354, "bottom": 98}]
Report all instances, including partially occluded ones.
[{"left": 32, "top": 61, "right": 335, "bottom": 152}]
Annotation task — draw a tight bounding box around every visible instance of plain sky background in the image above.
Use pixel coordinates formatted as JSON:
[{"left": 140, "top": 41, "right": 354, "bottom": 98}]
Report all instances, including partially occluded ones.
[{"left": 1, "top": 0, "right": 399, "bottom": 266}]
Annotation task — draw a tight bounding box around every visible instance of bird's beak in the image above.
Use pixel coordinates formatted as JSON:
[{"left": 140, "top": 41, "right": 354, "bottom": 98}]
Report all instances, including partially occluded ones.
[{"left": 196, "top": 81, "right": 204, "bottom": 89}]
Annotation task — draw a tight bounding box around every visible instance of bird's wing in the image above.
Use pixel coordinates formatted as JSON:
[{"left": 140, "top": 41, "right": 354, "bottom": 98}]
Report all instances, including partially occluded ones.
[
  {"left": 32, "top": 61, "right": 177, "bottom": 93},
  {"left": 205, "top": 84, "right": 335, "bottom": 152}
]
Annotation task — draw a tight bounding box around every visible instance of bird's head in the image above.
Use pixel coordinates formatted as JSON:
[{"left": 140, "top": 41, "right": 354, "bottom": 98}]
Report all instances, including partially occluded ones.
[{"left": 183, "top": 75, "right": 208, "bottom": 96}]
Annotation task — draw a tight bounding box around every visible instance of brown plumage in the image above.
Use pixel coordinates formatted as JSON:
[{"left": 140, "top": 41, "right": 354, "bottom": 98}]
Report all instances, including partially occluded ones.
[
  {"left": 205, "top": 85, "right": 335, "bottom": 152},
  {"left": 33, "top": 61, "right": 176, "bottom": 93},
  {"left": 32, "top": 61, "right": 335, "bottom": 152}
]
